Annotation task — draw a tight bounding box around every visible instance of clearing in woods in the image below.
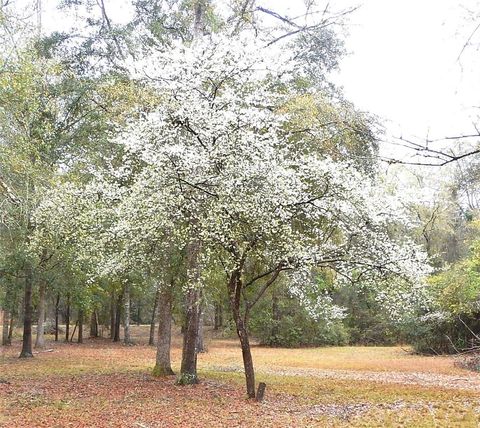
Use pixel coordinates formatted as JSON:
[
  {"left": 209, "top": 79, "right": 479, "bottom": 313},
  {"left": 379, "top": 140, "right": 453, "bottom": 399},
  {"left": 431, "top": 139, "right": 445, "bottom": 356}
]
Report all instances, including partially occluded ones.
[{"left": 1, "top": 326, "right": 479, "bottom": 427}]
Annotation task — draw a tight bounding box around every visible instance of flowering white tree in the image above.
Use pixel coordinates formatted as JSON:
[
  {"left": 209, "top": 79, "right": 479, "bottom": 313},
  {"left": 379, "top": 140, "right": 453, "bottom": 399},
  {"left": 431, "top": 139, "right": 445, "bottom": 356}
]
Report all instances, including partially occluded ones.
[
  {"left": 104, "top": 35, "right": 431, "bottom": 398},
  {"left": 31, "top": 31, "right": 430, "bottom": 397}
]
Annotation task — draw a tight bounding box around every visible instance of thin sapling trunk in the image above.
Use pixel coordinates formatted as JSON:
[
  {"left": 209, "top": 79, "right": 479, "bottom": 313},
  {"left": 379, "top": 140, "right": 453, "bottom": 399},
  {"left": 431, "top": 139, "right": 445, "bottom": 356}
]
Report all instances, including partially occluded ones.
[{"left": 34, "top": 281, "right": 46, "bottom": 349}]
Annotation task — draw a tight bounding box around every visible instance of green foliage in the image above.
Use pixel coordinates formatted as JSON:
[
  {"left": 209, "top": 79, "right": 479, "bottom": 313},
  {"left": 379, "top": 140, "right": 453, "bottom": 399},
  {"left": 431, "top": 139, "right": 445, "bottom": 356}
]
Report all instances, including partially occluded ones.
[
  {"left": 245, "top": 275, "right": 408, "bottom": 348},
  {"left": 404, "top": 314, "right": 480, "bottom": 354},
  {"left": 249, "top": 288, "right": 349, "bottom": 348},
  {"left": 338, "top": 287, "right": 402, "bottom": 346},
  {"left": 405, "top": 221, "right": 480, "bottom": 354},
  {"left": 255, "top": 315, "right": 349, "bottom": 348}
]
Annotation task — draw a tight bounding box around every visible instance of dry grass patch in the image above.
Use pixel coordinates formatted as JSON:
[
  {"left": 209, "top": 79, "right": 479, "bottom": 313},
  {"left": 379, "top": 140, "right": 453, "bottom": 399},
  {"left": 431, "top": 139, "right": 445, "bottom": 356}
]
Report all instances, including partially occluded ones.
[{"left": 1, "top": 327, "right": 480, "bottom": 427}]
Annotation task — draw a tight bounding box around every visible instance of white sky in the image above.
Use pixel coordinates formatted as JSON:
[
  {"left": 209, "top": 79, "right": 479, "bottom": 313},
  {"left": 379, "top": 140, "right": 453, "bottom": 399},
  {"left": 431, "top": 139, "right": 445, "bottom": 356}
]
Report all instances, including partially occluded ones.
[
  {"left": 335, "top": 0, "right": 479, "bottom": 141},
  {"left": 38, "top": 0, "right": 480, "bottom": 152},
  {"left": 272, "top": 0, "right": 480, "bottom": 144}
]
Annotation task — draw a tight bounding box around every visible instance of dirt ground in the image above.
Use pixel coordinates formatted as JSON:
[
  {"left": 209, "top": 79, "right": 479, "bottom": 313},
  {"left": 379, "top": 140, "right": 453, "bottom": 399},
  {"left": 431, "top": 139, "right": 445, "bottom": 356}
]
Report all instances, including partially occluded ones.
[{"left": 1, "top": 326, "right": 480, "bottom": 427}]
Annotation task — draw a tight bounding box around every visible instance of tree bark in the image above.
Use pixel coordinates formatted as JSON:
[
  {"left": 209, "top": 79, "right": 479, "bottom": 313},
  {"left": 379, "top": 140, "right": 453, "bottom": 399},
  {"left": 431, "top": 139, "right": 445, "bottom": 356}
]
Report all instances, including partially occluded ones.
[
  {"left": 19, "top": 264, "right": 34, "bottom": 358},
  {"left": 214, "top": 302, "right": 223, "bottom": 330},
  {"left": 65, "top": 294, "right": 70, "bottom": 342},
  {"left": 178, "top": 288, "right": 201, "bottom": 384},
  {"left": 2, "top": 286, "right": 12, "bottom": 346},
  {"left": 90, "top": 310, "right": 98, "bottom": 338},
  {"left": 153, "top": 286, "right": 175, "bottom": 376},
  {"left": 256, "top": 382, "right": 266, "bottom": 402},
  {"left": 193, "top": 0, "right": 206, "bottom": 36},
  {"left": 34, "top": 281, "right": 46, "bottom": 349},
  {"left": 178, "top": 240, "right": 202, "bottom": 385},
  {"left": 70, "top": 320, "right": 77, "bottom": 342},
  {"left": 54, "top": 294, "right": 60, "bottom": 342},
  {"left": 113, "top": 291, "right": 122, "bottom": 342},
  {"left": 228, "top": 270, "right": 256, "bottom": 398},
  {"left": 233, "top": 310, "right": 255, "bottom": 398},
  {"left": 2, "top": 308, "right": 10, "bottom": 346},
  {"left": 149, "top": 288, "right": 160, "bottom": 346},
  {"left": 123, "top": 283, "right": 132, "bottom": 345},
  {"left": 197, "top": 302, "right": 205, "bottom": 353},
  {"left": 8, "top": 314, "right": 14, "bottom": 342},
  {"left": 110, "top": 291, "right": 115, "bottom": 339},
  {"left": 77, "top": 310, "right": 83, "bottom": 343}
]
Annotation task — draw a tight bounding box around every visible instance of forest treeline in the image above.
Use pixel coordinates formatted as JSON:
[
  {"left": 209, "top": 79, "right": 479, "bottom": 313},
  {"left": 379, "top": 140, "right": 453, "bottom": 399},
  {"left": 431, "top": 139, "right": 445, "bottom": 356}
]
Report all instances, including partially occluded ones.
[{"left": 1, "top": 0, "right": 480, "bottom": 399}]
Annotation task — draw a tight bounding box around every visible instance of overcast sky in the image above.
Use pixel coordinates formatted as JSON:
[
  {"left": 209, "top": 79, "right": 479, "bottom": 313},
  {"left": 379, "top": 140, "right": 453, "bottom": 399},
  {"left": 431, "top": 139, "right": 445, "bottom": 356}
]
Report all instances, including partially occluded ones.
[
  {"left": 269, "top": 0, "right": 479, "bottom": 145},
  {"left": 39, "top": 0, "right": 480, "bottom": 154},
  {"left": 335, "top": 0, "right": 479, "bottom": 141}
]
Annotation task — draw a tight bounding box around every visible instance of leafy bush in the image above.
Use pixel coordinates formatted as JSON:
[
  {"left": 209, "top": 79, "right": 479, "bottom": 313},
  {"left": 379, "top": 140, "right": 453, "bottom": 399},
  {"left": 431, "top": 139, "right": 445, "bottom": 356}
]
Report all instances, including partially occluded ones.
[
  {"left": 404, "top": 312, "right": 480, "bottom": 354},
  {"left": 248, "top": 292, "right": 349, "bottom": 347}
]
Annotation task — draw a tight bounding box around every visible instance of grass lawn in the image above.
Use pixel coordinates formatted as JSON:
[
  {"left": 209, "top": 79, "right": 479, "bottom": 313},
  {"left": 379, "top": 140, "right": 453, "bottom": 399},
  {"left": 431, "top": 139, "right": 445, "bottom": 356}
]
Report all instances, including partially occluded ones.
[{"left": 1, "top": 325, "right": 480, "bottom": 427}]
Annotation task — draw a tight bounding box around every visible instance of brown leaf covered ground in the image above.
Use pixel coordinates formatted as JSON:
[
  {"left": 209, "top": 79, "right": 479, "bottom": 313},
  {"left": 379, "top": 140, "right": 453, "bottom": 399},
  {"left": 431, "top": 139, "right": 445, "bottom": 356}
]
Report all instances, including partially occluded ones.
[{"left": 1, "top": 326, "right": 480, "bottom": 427}]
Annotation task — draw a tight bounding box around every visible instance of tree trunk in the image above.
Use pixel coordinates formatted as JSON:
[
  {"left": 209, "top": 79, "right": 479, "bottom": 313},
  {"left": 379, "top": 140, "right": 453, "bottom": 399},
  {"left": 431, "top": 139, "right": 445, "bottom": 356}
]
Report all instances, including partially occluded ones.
[
  {"left": 77, "top": 310, "right": 83, "bottom": 343},
  {"left": 70, "top": 320, "right": 78, "bottom": 342},
  {"left": 228, "top": 270, "right": 256, "bottom": 398},
  {"left": 214, "top": 302, "right": 223, "bottom": 330},
  {"left": 34, "top": 281, "right": 46, "bottom": 349},
  {"left": 65, "top": 294, "right": 70, "bottom": 342},
  {"left": 149, "top": 288, "right": 160, "bottom": 346},
  {"left": 8, "top": 314, "right": 14, "bottom": 342},
  {"left": 110, "top": 291, "right": 115, "bottom": 339},
  {"left": 124, "top": 283, "right": 132, "bottom": 345},
  {"left": 2, "top": 286, "right": 12, "bottom": 346},
  {"left": 178, "top": 240, "right": 202, "bottom": 385},
  {"left": 197, "top": 302, "right": 205, "bottom": 353},
  {"left": 271, "top": 290, "right": 280, "bottom": 343},
  {"left": 178, "top": 288, "right": 201, "bottom": 384},
  {"left": 54, "top": 294, "right": 60, "bottom": 342},
  {"left": 2, "top": 308, "right": 10, "bottom": 346},
  {"left": 233, "top": 310, "right": 255, "bottom": 398},
  {"left": 193, "top": 0, "right": 206, "bottom": 36},
  {"left": 20, "top": 264, "right": 34, "bottom": 358},
  {"left": 153, "top": 286, "right": 175, "bottom": 376},
  {"left": 90, "top": 310, "right": 98, "bottom": 338},
  {"left": 113, "top": 291, "right": 122, "bottom": 342}
]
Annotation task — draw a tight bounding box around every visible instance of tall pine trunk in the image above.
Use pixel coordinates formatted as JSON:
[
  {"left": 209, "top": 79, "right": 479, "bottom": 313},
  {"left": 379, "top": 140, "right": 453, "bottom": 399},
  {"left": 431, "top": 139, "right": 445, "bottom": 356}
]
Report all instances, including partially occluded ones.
[
  {"left": 113, "top": 291, "right": 122, "bottom": 342},
  {"left": 77, "top": 310, "right": 84, "bottom": 343},
  {"left": 214, "top": 302, "right": 223, "bottom": 330},
  {"left": 54, "top": 294, "right": 60, "bottom": 342},
  {"left": 110, "top": 291, "right": 115, "bottom": 339},
  {"left": 2, "top": 286, "right": 12, "bottom": 346},
  {"left": 20, "top": 264, "right": 34, "bottom": 358},
  {"left": 90, "top": 310, "right": 98, "bottom": 338},
  {"left": 153, "top": 286, "right": 174, "bottom": 376},
  {"left": 65, "top": 294, "right": 70, "bottom": 342},
  {"left": 149, "top": 288, "right": 160, "bottom": 346},
  {"left": 2, "top": 308, "right": 10, "bottom": 346},
  {"left": 8, "top": 314, "right": 14, "bottom": 343},
  {"left": 34, "top": 281, "right": 46, "bottom": 349}
]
